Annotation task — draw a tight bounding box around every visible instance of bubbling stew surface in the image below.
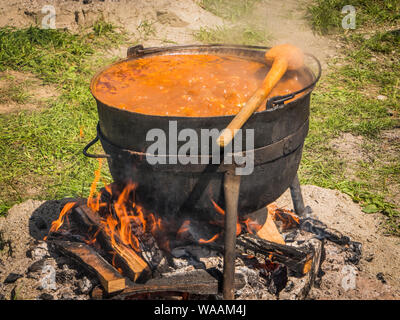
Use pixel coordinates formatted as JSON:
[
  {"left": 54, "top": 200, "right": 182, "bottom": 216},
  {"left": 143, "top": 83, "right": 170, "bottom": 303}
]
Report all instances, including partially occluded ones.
[{"left": 93, "top": 54, "right": 309, "bottom": 117}]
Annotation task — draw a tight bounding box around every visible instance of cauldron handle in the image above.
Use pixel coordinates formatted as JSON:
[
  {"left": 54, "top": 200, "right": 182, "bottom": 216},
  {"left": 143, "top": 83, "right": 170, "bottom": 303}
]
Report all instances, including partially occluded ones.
[{"left": 82, "top": 134, "right": 111, "bottom": 159}]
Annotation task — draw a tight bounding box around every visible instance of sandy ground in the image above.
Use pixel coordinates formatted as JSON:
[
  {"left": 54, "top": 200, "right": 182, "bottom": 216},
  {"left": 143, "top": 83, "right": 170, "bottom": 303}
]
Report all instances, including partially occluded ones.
[
  {"left": 0, "top": 71, "right": 59, "bottom": 114},
  {"left": 0, "top": 0, "right": 223, "bottom": 46},
  {"left": 276, "top": 185, "right": 400, "bottom": 299},
  {"left": 248, "top": 0, "right": 337, "bottom": 67},
  {"left": 331, "top": 130, "right": 400, "bottom": 207}
]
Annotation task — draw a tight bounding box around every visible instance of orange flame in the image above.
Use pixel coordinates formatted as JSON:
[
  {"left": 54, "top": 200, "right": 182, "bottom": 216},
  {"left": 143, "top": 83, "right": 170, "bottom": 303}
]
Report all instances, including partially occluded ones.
[
  {"left": 267, "top": 203, "right": 299, "bottom": 230},
  {"left": 87, "top": 158, "right": 103, "bottom": 212},
  {"left": 209, "top": 198, "right": 242, "bottom": 237},
  {"left": 44, "top": 201, "right": 77, "bottom": 240},
  {"left": 199, "top": 233, "right": 219, "bottom": 244},
  {"left": 210, "top": 199, "right": 225, "bottom": 215},
  {"left": 177, "top": 220, "right": 190, "bottom": 236},
  {"left": 242, "top": 218, "right": 262, "bottom": 234}
]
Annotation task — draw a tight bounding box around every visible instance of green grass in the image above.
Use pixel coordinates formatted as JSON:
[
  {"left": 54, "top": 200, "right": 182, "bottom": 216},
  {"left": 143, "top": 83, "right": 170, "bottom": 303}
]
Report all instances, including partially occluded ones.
[
  {"left": 302, "top": 1, "right": 400, "bottom": 234},
  {"left": 137, "top": 20, "right": 157, "bottom": 41},
  {"left": 0, "top": 83, "right": 31, "bottom": 104},
  {"left": 195, "top": 0, "right": 270, "bottom": 46},
  {"left": 307, "top": 0, "right": 400, "bottom": 34},
  {"left": 0, "top": 23, "right": 126, "bottom": 215},
  {"left": 199, "top": 0, "right": 262, "bottom": 21},
  {"left": 194, "top": 24, "right": 271, "bottom": 45},
  {"left": 92, "top": 18, "right": 115, "bottom": 37}
]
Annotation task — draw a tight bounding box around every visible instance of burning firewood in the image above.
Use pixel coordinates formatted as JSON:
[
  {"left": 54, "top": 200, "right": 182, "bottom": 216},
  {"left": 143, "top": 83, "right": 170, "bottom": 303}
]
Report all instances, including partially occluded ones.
[
  {"left": 91, "top": 269, "right": 246, "bottom": 300},
  {"left": 71, "top": 205, "right": 151, "bottom": 282},
  {"left": 236, "top": 233, "right": 314, "bottom": 277},
  {"left": 256, "top": 207, "right": 285, "bottom": 245},
  {"left": 298, "top": 238, "right": 324, "bottom": 299},
  {"left": 52, "top": 240, "right": 126, "bottom": 294}
]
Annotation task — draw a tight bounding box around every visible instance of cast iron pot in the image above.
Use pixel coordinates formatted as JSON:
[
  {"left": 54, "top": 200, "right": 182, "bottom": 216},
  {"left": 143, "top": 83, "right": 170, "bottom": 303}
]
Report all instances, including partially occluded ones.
[{"left": 84, "top": 44, "right": 321, "bottom": 222}]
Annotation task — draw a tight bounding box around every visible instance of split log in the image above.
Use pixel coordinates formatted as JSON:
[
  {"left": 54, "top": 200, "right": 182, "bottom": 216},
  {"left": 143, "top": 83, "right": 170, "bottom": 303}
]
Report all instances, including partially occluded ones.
[
  {"left": 236, "top": 233, "right": 314, "bottom": 276},
  {"left": 298, "top": 238, "right": 324, "bottom": 299},
  {"left": 71, "top": 205, "right": 151, "bottom": 282},
  {"left": 92, "top": 269, "right": 246, "bottom": 300},
  {"left": 52, "top": 240, "right": 125, "bottom": 294}
]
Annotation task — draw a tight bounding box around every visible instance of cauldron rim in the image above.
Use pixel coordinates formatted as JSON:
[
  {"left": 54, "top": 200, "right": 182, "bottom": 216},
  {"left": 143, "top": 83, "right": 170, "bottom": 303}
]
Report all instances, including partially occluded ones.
[{"left": 89, "top": 44, "right": 321, "bottom": 121}]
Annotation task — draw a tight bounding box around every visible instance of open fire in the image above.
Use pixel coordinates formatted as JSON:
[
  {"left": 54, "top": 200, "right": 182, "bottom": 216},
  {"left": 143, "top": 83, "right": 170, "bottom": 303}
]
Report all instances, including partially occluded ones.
[
  {"left": 42, "top": 159, "right": 338, "bottom": 300},
  {"left": 44, "top": 159, "right": 292, "bottom": 269}
]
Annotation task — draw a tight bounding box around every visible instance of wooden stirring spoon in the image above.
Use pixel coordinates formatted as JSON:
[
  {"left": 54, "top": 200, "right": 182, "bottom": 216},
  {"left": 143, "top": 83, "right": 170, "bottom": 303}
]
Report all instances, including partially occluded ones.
[{"left": 216, "top": 44, "right": 305, "bottom": 147}]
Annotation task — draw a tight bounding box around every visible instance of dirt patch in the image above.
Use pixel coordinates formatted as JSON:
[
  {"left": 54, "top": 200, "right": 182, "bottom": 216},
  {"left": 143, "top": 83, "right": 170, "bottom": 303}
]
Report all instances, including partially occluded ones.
[
  {"left": 276, "top": 185, "right": 400, "bottom": 299},
  {"left": 0, "top": 71, "right": 59, "bottom": 114},
  {"left": 381, "top": 128, "right": 400, "bottom": 146},
  {"left": 0, "top": 0, "right": 223, "bottom": 49},
  {"left": 380, "top": 128, "right": 400, "bottom": 207},
  {"left": 330, "top": 133, "right": 367, "bottom": 181},
  {"left": 330, "top": 131, "right": 400, "bottom": 208},
  {"left": 250, "top": 0, "right": 337, "bottom": 67},
  {"left": 330, "top": 133, "right": 366, "bottom": 163}
]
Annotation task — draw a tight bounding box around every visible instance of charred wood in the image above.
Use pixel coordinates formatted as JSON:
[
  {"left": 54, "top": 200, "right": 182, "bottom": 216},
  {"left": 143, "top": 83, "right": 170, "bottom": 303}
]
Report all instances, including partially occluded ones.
[
  {"left": 236, "top": 233, "right": 314, "bottom": 277},
  {"left": 298, "top": 238, "right": 324, "bottom": 299},
  {"left": 51, "top": 240, "right": 126, "bottom": 294},
  {"left": 299, "top": 217, "right": 351, "bottom": 245},
  {"left": 91, "top": 269, "right": 245, "bottom": 300}
]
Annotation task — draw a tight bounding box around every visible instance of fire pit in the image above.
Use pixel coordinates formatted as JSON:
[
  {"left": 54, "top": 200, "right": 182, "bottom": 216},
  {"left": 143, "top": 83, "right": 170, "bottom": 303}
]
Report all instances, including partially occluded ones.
[{"left": 44, "top": 44, "right": 329, "bottom": 300}]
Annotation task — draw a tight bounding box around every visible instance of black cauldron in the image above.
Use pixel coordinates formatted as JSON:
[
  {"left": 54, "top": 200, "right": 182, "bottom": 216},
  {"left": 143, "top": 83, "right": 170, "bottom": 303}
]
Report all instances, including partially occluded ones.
[{"left": 84, "top": 44, "right": 321, "bottom": 222}]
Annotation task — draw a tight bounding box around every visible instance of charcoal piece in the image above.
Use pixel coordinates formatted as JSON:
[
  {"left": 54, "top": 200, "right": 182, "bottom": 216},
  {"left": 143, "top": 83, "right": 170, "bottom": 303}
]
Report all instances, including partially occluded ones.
[
  {"left": 345, "top": 241, "right": 362, "bottom": 265},
  {"left": 364, "top": 253, "right": 374, "bottom": 262},
  {"left": 284, "top": 280, "right": 295, "bottom": 292},
  {"left": 265, "top": 264, "right": 288, "bottom": 296},
  {"left": 236, "top": 233, "right": 314, "bottom": 276},
  {"left": 39, "top": 293, "right": 54, "bottom": 300},
  {"left": 376, "top": 272, "right": 386, "bottom": 284},
  {"left": 56, "top": 270, "right": 74, "bottom": 284},
  {"left": 77, "top": 276, "right": 93, "bottom": 294},
  {"left": 28, "top": 259, "right": 47, "bottom": 273},
  {"left": 299, "top": 218, "right": 350, "bottom": 245},
  {"left": 4, "top": 273, "right": 23, "bottom": 284}
]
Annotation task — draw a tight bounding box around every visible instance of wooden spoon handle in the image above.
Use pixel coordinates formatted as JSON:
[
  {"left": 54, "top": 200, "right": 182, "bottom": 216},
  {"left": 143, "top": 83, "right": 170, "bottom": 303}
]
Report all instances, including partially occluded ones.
[{"left": 217, "top": 58, "right": 288, "bottom": 147}]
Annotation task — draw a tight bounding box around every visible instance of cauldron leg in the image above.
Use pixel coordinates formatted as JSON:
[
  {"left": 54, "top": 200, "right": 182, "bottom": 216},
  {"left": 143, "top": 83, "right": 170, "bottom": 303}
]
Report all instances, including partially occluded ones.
[
  {"left": 222, "top": 169, "right": 241, "bottom": 300},
  {"left": 289, "top": 174, "right": 306, "bottom": 216}
]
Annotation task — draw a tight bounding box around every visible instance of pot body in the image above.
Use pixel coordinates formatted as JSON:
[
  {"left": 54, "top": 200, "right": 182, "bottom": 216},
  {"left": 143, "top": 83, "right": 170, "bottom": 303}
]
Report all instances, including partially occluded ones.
[{"left": 89, "top": 45, "right": 320, "bottom": 221}]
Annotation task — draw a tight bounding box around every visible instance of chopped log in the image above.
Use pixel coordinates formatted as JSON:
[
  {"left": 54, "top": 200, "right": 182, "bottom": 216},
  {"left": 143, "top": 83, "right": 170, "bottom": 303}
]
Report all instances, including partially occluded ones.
[
  {"left": 52, "top": 240, "right": 125, "bottom": 294},
  {"left": 236, "top": 233, "right": 314, "bottom": 276},
  {"left": 92, "top": 269, "right": 246, "bottom": 300},
  {"left": 79, "top": 204, "right": 163, "bottom": 269},
  {"left": 299, "top": 218, "right": 350, "bottom": 245},
  {"left": 71, "top": 205, "right": 151, "bottom": 282},
  {"left": 298, "top": 238, "right": 324, "bottom": 299},
  {"left": 256, "top": 212, "right": 285, "bottom": 245}
]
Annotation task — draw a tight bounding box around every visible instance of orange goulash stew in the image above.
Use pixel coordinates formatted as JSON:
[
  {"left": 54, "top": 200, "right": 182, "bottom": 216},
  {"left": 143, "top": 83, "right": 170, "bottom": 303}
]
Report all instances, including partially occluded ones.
[{"left": 93, "top": 54, "right": 309, "bottom": 117}]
